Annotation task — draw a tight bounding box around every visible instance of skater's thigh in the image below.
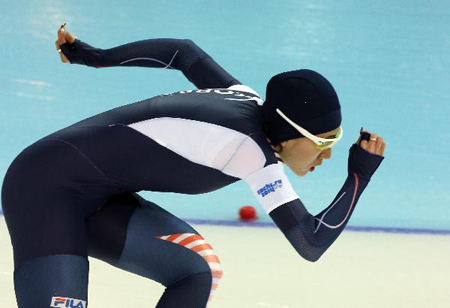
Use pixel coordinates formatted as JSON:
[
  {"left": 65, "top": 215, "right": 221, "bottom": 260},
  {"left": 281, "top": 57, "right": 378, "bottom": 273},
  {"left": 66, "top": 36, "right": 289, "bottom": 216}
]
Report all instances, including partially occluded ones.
[{"left": 86, "top": 192, "right": 220, "bottom": 286}]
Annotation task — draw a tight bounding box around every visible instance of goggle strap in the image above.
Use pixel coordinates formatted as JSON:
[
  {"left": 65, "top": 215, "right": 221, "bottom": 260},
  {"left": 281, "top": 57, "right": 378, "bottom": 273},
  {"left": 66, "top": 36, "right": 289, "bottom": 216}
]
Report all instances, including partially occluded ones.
[{"left": 276, "top": 108, "right": 343, "bottom": 146}]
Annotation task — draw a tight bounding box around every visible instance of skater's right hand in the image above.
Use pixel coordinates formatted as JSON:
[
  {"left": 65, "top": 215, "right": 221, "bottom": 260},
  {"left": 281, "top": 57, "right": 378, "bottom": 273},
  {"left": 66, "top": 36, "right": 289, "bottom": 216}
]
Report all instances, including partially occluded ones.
[{"left": 347, "top": 128, "right": 386, "bottom": 180}]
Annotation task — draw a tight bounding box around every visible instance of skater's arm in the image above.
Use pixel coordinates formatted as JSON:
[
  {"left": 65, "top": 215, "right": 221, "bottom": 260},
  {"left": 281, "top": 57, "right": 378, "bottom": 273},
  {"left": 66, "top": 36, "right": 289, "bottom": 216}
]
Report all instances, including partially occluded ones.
[
  {"left": 56, "top": 26, "right": 240, "bottom": 89},
  {"left": 246, "top": 132, "right": 385, "bottom": 262}
]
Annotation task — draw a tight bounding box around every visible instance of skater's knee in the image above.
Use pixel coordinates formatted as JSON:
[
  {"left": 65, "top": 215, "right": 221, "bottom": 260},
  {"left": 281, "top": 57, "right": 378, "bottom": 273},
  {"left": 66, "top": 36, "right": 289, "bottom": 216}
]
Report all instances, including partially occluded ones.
[{"left": 14, "top": 254, "right": 89, "bottom": 308}]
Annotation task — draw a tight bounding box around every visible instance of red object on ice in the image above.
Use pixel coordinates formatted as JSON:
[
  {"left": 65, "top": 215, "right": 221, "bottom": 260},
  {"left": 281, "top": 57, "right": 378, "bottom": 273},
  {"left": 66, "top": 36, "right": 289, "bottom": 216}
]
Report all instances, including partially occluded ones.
[{"left": 239, "top": 206, "right": 257, "bottom": 221}]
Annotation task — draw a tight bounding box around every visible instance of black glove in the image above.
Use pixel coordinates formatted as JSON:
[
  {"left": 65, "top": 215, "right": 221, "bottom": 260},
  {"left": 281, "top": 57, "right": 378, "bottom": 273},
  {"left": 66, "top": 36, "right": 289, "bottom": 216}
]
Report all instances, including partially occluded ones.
[{"left": 348, "top": 132, "right": 384, "bottom": 180}]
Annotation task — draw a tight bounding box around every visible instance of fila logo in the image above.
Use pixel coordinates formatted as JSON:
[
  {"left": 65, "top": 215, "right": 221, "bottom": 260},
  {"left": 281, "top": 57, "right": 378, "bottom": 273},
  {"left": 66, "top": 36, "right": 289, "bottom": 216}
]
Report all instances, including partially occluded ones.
[{"left": 50, "top": 296, "right": 86, "bottom": 308}]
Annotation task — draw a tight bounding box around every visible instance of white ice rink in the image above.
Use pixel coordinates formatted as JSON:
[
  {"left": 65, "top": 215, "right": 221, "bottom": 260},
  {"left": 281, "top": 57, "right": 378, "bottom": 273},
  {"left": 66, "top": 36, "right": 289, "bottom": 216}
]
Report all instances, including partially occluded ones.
[{"left": 1, "top": 218, "right": 449, "bottom": 308}]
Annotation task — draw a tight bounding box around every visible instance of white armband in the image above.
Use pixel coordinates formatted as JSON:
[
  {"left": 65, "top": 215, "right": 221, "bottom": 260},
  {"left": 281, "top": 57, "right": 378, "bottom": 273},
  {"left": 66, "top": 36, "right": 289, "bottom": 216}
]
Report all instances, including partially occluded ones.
[{"left": 244, "top": 163, "right": 299, "bottom": 214}]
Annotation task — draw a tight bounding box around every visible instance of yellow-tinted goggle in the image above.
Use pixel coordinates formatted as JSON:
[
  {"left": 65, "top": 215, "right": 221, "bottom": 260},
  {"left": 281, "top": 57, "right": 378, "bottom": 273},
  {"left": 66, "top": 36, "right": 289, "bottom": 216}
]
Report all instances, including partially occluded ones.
[{"left": 276, "top": 108, "right": 343, "bottom": 150}]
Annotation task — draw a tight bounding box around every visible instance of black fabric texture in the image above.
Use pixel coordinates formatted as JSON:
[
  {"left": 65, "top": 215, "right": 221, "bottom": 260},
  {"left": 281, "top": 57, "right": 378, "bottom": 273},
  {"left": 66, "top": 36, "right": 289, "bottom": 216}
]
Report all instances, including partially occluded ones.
[
  {"left": 14, "top": 255, "right": 89, "bottom": 308},
  {"left": 156, "top": 272, "right": 213, "bottom": 308},
  {"left": 270, "top": 163, "right": 371, "bottom": 262},
  {"left": 348, "top": 143, "right": 385, "bottom": 180},
  {"left": 186, "top": 57, "right": 241, "bottom": 89},
  {"left": 1, "top": 140, "right": 120, "bottom": 269},
  {"left": 85, "top": 192, "right": 140, "bottom": 264},
  {"left": 60, "top": 38, "right": 239, "bottom": 89}
]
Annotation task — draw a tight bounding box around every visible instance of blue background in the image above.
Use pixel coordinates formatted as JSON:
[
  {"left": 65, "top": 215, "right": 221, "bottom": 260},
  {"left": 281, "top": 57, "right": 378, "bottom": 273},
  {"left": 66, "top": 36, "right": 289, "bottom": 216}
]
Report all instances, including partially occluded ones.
[{"left": 1, "top": 0, "right": 449, "bottom": 230}]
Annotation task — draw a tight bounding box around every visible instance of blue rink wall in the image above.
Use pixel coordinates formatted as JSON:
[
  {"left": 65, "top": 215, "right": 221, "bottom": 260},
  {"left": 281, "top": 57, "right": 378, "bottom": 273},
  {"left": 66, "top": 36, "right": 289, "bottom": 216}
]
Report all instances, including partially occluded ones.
[{"left": 0, "top": 0, "right": 449, "bottom": 232}]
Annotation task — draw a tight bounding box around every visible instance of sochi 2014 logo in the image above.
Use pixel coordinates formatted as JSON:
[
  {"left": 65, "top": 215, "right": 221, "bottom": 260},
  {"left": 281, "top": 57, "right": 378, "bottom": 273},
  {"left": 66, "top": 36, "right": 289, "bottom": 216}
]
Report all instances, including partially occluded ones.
[
  {"left": 50, "top": 296, "right": 86, "bottom": 308},
  {"left": 257, "top": 179, "right": 283, "bottom": 197}
]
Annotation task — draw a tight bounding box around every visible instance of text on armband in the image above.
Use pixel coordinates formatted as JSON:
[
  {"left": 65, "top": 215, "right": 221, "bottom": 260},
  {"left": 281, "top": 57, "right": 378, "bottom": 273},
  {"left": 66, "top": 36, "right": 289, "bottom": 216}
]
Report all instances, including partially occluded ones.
[{"left": 257, "top": 180, "right": 283, "bottom": 197}]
